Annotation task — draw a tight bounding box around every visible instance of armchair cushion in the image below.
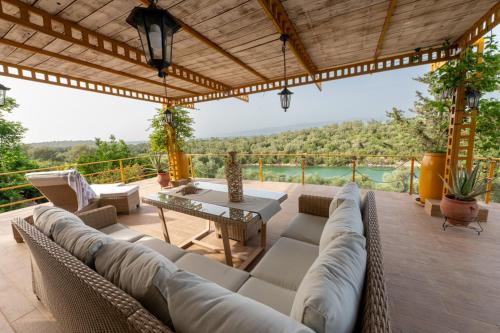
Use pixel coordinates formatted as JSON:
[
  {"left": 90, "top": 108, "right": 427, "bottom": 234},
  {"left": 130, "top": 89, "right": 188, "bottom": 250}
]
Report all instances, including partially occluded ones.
[
  {"left": 291, "top": 232, "right": 367, "bottom": 333},
  {"left": 98, "top": 223, "right": 144, "bottom": 243},
  {"left": 280, "top": 213, "right": 328, "bottom": 245},
  {"left": 328, "top": 182, "right": 361, "bottom": 216},
  {"left": 95, "top": 240, "right": 178, "bottom": 326},
  {"left": 166, "top": 270, "right": 314, "bottom": 333},
  {"left": 237, "top": 277, "right": 296, "bottom": 315},
  {"left": 136, "top": 236, "right": 186, "bottom": 262},
  {"left": 33, "top": 206, "right": 83, "bottom": 238}
]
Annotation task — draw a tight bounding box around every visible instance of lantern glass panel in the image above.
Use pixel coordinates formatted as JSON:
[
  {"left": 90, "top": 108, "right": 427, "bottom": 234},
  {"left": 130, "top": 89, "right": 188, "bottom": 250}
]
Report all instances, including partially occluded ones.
[
  {"left": 278, "top": 88, "right": 293, "bottom": 111},
  {"left": 0, "top": 90, "right": 5, "bottom": 106}
]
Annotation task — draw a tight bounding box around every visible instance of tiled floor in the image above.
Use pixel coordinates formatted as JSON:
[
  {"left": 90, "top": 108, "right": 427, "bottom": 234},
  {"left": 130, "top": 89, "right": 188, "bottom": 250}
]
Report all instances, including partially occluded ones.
[{"left": 0, "top": 178, "right": 499, "bottom": 333}]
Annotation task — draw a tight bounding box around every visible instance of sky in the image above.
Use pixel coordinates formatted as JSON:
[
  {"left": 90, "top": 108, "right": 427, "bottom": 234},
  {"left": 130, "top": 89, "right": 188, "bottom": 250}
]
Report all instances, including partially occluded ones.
[{"left": 1, "top": 65, "right": 430, "bottom": 143}]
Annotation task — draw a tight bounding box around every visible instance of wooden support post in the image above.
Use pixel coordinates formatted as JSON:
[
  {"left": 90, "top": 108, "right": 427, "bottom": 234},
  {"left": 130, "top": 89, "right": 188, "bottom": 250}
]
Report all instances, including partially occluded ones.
[
  {"left": 189, "top": 155, "right": 195, "bottom": 179},
  {"left": 409, "top": 157, "right": 415, "bottom": 195},
  {"left": 259, "top": 158, "right": 263, "bottom": 182},
  {"left": 485, "top": 160, "right": 496, "bottom": 204},
  {"left": 119, "top": 160, "right": 126, "bottom": 184},
  {"left": 301, "top": 158, "right": 305, "bottom": 185},
  {"left": 352, "top": 159, "right": 357, "bottom": 182}
]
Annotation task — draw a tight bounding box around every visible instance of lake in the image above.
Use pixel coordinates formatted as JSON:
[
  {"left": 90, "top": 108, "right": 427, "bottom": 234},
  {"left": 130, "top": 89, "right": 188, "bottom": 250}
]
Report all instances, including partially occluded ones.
[{"left": 242, "top": 165, "right": 398, "bottom": 182}]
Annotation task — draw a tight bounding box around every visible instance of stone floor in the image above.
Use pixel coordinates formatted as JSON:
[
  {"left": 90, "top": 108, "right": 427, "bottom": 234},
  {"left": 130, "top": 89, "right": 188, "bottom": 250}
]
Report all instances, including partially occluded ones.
[{"left": 0, "top": 178, "right": 499, "bottom": 333}]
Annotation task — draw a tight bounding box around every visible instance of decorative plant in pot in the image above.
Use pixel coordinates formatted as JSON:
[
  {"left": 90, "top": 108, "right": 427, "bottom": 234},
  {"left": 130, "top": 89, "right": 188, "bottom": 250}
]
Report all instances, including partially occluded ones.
[
  {"left": 148, "top": 153, "right": 170, "bottom": 188},
  {"left": 439, "top": 164, "right": 491, "bottom": 226}
]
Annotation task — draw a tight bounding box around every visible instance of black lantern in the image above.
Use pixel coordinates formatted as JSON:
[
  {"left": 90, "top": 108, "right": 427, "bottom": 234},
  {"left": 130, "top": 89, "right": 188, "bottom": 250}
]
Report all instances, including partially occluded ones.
[
  {"left": 164, "top": 108, "right": 173, "bottom": 125},
  {"left": 127, "top": 1, "right": 180, "bottom": 77},
  {"left": 0, "top": 83, "right": 10, "bottom": 106},
  {"left": 278, "top": 34, "right": 293, "bottom": 112},
  {"left": 465, "top": 88, "right": 481, "bottom": 109}
]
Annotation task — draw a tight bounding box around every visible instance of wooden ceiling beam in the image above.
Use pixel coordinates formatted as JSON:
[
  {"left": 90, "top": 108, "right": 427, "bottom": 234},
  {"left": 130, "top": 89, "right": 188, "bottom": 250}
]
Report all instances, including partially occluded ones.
[
  {"left": 0, "top": 60, "right": 169, "bottom": 104},
  {"left": 374, "top": 0, "right": 397, "bottom": 60},
  {"left": 0, "top": 0, "right": 230, "bottom": 92},
  {"left": 138, "top": 0, "right": 268, "bottom": 81},
  {"left": 455, "top": 1, "right": 500, "bottom": 47},
  {"left": 256, "top": 0, "right": 320, "bottom": 90},
  {"left": 0, "top": 38, "right": 197, "bottom": 95},
  {"left": 173, "top": 46, "right": 457, "bottom": 105}
]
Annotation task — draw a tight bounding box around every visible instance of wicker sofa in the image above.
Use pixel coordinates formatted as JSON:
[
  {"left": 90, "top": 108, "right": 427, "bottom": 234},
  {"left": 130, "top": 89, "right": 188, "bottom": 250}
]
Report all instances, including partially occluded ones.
[{"left": 12, "top": 185, "right": 390, "bottom": 333}]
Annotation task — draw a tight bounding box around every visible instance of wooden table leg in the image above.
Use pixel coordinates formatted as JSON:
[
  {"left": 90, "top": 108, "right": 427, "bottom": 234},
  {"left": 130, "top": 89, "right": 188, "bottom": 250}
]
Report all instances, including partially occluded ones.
[
  {"left": 260, "top": 222, "right": 267, "bottom": 249},
  {"left": 157, "top": 207, "right": 171, "bottom": 243},
  {"left": 219, "top": 222, "right": 233, "bottom": 267}
]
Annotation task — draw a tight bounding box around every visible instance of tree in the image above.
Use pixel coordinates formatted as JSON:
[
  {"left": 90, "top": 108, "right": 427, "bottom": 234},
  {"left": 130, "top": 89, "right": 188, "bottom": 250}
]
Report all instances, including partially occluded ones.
[
  {"left": 475, "top": 98, "right": 500, "bottom": 156},
  {"left": 0, "top": 97, "right": 39, "bottom": 211},
  {"left": 77, "top": 135, "right": 130, "bottom": 176},
  {"left": 149, "top": 106, "right": 194, "bottom": 152}
]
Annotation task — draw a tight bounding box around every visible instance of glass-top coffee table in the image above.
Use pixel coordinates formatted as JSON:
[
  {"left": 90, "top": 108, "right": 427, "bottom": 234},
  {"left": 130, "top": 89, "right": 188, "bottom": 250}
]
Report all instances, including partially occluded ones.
[{"left": 142, "top": 182, "right": 287, "bottom": 270}]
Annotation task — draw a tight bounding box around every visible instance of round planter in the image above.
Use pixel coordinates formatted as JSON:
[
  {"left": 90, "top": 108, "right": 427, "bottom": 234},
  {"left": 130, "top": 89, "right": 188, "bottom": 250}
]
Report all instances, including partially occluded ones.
[
  {"left": 157, "top": 172, "right": 170, "bottom": 188},
  {"left": 440, "top": 196, "right": 479, "bottom": 226},
  {"left": 418, "top": 152, "right": 446, "bottom": 204}
]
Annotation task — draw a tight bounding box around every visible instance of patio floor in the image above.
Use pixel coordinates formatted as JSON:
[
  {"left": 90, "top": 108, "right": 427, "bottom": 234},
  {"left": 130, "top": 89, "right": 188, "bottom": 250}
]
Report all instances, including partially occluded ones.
[{"left": 0, "top": 178, "right": 499, "bottom": 333}]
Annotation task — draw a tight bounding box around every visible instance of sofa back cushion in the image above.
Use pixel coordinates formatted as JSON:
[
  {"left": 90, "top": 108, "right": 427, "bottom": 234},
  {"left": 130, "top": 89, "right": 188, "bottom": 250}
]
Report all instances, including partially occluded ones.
[
  {"left": 329, "top": 182, "right": 361, "bottom": 216},
  {"left": 33, "top": 206, "right": 83, "bottom": 238},
  {"left": 291, "top": 232, "right": 367, "bottom": 333},
  {"left": 95, "top": 240, "right": 178, "bottom": 326},
  {"left": 319, "top": 199, "right": 364, "bottom": 252},
  {"left": 166, "top": 270, "right": 314, "bottom": 333}
]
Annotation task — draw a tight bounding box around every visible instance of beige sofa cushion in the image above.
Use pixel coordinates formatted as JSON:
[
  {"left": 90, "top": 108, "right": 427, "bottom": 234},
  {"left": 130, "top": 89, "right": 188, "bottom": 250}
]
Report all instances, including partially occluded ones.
[
  {"left": 175, "top": 253, "right": 249, "bottom": 291},
  {"left": 238, "top": 277, "right": 296, "bottom": 315},
  {"left": 329, "top": 182, "right": 361, "bottom": 216},
  {"left": 135, "top": 236, "right": 186, "bottom": 262},
  {"left": 33, "top": 206, "right": 83, "bottom": 238},
  {"left": 291, "top": 232, "right": 367, "bottom": 333},
  {"left": 319, "top": 199, "right": 364, "bottom": 253},
  {"left": 52, "top": 222, "right": 110, "bottom": 266},
  {"left": 280, "top": 213, "right": 328, "bottom": 245},
  {"left": 95, "top": 240, "right": 178, "bottom": 326},
  {"left": 98, "top": 223, "right": 144, "bottom": 242},
  {"left": 251, "top": 237, "right": 318, "bottom": 291},
  {"left": 167, "top": 270, "right": 314, "bottom": 333}
]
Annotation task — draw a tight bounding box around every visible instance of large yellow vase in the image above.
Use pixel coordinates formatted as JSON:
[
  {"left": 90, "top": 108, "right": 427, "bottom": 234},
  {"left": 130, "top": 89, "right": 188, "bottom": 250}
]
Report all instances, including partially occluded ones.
[{"left": 418, "top": 152, "right": 446, "bottom": 203}]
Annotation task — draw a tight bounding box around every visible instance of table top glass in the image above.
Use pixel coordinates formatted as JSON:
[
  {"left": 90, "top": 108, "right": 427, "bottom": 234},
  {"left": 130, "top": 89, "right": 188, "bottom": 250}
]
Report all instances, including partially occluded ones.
[
  {"left": 143, "top": 192, "right": 261, "bottom": 224},
  {"left": 192, "top": 181, "right": 288, "bottom": 203}
]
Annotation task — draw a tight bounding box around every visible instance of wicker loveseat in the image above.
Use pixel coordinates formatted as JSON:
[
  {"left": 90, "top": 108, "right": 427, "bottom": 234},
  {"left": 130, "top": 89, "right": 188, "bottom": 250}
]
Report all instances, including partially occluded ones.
[{"left": 12, "top": 187, "right": 390, "bottom": 333}]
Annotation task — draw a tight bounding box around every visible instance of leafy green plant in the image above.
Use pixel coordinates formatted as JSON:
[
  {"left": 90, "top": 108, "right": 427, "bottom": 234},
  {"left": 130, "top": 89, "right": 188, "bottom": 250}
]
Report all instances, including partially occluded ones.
[
  {"left": 148, "top": 106, "right": 194, "bottom": 152},
  {"left": 440, "top": 164, "right": 491, "bottom": 201},
  {"left": 147, "top": 153, "right": 168, "bottom": 174}
]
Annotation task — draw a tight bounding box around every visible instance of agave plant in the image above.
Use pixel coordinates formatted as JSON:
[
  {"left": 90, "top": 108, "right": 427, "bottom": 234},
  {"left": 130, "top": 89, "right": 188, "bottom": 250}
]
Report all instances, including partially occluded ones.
[
  {"left": 440, "top": 164, "right": 491, "bottom": 201},
  {"left": 148, "top": 153, "right": 168, "bottom": 174}
]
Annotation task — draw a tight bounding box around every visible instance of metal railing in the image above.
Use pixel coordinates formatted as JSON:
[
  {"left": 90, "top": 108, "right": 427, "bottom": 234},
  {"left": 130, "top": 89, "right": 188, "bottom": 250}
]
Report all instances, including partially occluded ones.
[
  {"left": 0, "top": 155, "right": 156, "bottom": 209},
  {"left": 0, "top": 152, "right": 498, "bottom": 211}
]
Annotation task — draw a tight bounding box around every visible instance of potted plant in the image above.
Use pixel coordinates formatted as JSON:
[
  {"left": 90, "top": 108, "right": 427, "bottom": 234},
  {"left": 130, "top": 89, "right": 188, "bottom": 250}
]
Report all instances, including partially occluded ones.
[
  {"left": 148, "top": 153, "right": 170, "bottom": 188},
  {"left": 439, "top": 164, "right": 490, "bottom": 225}
]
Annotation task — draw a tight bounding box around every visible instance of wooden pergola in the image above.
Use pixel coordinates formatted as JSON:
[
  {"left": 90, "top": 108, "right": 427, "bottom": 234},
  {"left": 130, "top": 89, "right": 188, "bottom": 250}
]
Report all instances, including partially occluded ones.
[{"left": 0, "top": 0, "right": 498, "bottom": 183}]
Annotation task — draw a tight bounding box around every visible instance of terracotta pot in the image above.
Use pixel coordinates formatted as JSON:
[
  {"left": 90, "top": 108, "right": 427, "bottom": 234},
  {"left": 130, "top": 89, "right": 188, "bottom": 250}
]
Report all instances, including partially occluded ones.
[
  {"left": 157, "top": 172, "right": 170, "bottom": 188},
  {"left": 418, "top": 152, "right": 446, "bottom": 204},
  {"left": 440, "top": 196, "right": 478, "bottom": 226}
]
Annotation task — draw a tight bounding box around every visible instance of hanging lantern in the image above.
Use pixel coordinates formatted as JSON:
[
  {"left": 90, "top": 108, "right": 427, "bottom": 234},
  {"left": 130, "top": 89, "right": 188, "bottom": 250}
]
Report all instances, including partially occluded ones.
[
  {"left": 465, "top": 88, "right": 481, "bottom": 109},
  {"left": 164, "top": 108, "right": 173, "bottom": 125},
  {"left": 127, "top": 1, "right": 180, "bottom": 77},
  {"left": 278, "top": 34, "right": 293, "bottom": 112},
  {"left": 0, "top": 83, "right": 10, "bottom": 106},
  {"left": 439, "top": 88, "right": 453, "bottom": 101}
]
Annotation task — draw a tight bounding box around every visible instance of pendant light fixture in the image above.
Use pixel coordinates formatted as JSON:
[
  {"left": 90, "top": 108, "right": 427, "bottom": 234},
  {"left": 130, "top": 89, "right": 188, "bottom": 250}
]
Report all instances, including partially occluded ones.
[
  {"left": 0, "top": 83, "right": 10, "bottom": 106},
  {"left": 162, "top": 76, "right": 175, "bottom": 127},
  {"left": 278, "top": 34, "right": 293, "bottom": 112},
  {"left": 127, "top": 0, "right": 180, "bottom": 77}
]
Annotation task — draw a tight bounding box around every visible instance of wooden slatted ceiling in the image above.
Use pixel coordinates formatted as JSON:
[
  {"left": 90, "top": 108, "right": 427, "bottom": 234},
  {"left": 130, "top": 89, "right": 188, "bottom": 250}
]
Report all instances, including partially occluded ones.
[{"left": 0, "top": 0, "right": 497, "bottom": 104}]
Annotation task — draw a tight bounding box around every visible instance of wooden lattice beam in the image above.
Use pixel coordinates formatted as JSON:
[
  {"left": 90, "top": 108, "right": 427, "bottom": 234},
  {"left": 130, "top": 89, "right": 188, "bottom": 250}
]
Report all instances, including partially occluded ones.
[
  {"left": 0, "top": 60, "right": 169, "bottom": 103},
  {"left": 138, "top": 0, "right": 268, "bottom": 81},
  {"left": 456, "top": 1, "right": 500, "bottom": 47},
  {"left": 173, "top": 46, "right": 457, "bottom": 105},
  {"left": 374, "top": 0, "right": 397, "bottom": 60},
  {"left": 0, "top": 0, "right": 230, "bottom": 92},
  {"left": 256, "top": 0, "right": 320, "bottom": 90},
  {"left": 0, "top": 38, "right": 197, "bottom": 95}
]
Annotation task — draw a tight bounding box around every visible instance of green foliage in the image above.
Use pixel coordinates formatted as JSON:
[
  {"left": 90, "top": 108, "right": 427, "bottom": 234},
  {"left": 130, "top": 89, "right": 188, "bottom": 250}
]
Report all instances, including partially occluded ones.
[
  {"left": 77, "top": 135, "right": 130, "bottom": 175},
  {"left": 147, "top": 153, "right": 168, "bottom": 174},
  {"left": 433, "top": 35, "right": 500, "bottom": 92},
  {"left": 149, "top": 106, "right": 194, "bottom": 152},
  {"left": 475, "top": 98, "right": 500, "bottom": 156},
  {"left": 441, "top": 164, "right": 490, "bottom": 201}
]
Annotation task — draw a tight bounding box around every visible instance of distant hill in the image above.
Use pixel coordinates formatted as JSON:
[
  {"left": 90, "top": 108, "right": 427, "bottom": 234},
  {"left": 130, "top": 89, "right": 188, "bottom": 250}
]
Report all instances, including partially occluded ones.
[{"left": 27, "top": 140, "right": 147, "bottom": 148}]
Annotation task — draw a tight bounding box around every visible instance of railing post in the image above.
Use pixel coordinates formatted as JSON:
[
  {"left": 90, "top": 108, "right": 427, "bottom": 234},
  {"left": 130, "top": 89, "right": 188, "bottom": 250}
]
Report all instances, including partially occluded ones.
[
  {"left": 189, "top": 155, "right": 195, "bottom": 179},
  {"left": 351, "top": 159, "right": 356, "bottom": 182},
  {"left": 119, "top": 159, "right": 126, "bottom": 183},
  {"left": 259, "top": 158, "right": 263, "bottom": 182},
  {"left": 409, "top": 157, "right": 415, "bottom": 195},
  {"left": 301, "top": 157, "right": 305, "bottom": 185},
  {"left": 485, "top": 160, "right": 496, "bottom": 204}
]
